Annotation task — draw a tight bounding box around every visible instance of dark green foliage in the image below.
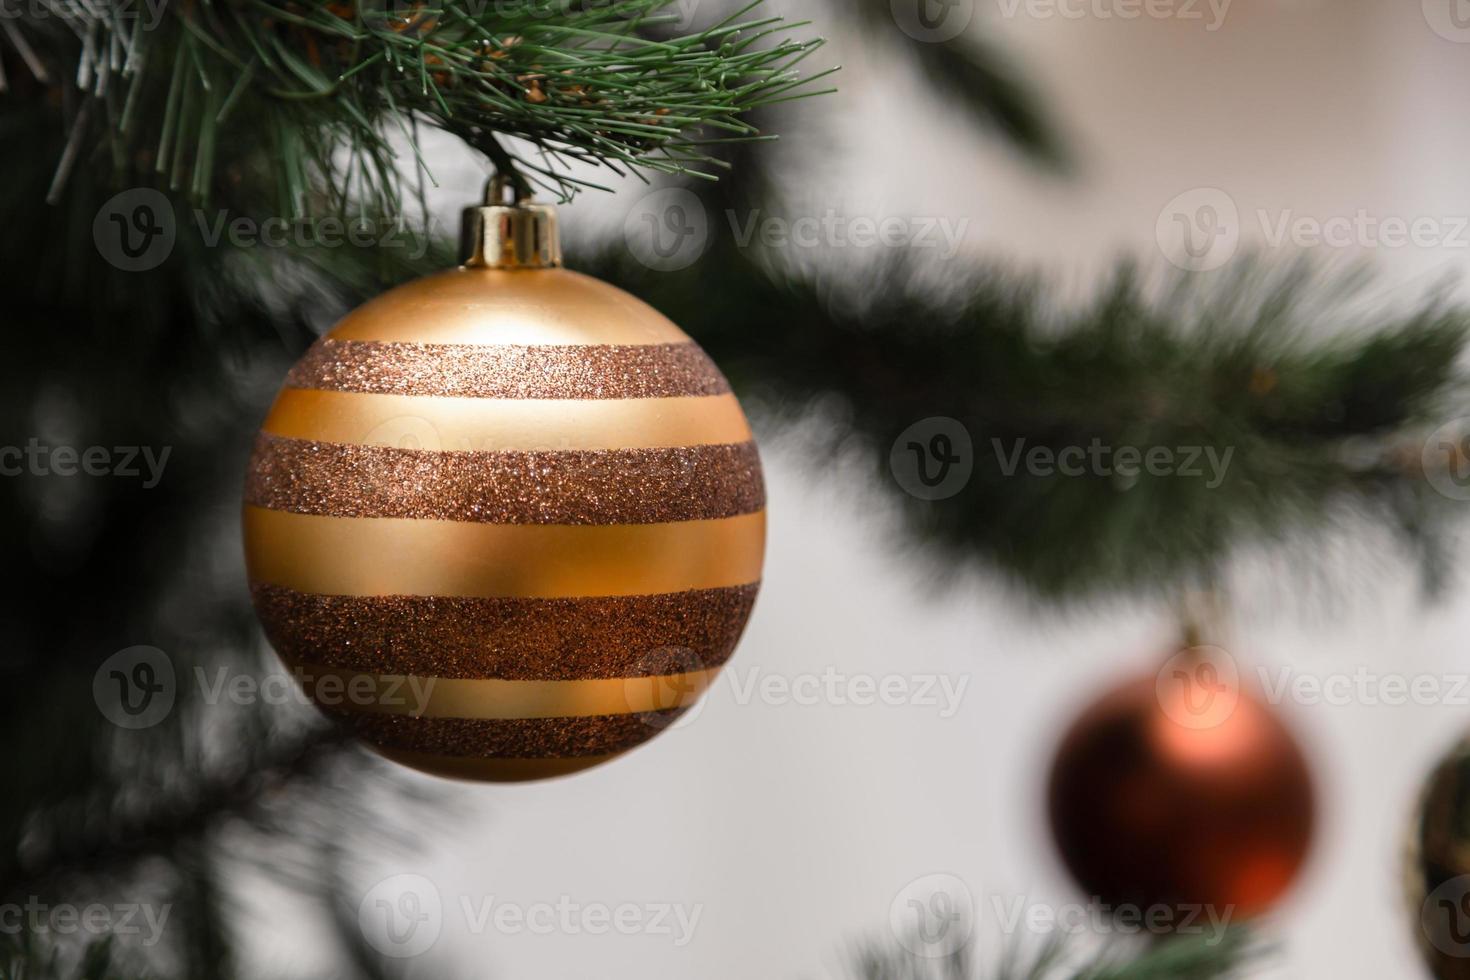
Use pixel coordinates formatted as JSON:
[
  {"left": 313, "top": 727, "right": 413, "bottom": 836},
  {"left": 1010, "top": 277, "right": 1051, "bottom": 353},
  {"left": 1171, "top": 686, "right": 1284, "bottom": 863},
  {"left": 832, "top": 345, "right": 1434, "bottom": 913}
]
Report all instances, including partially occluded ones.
[
  {"left": 0, "top": 936, "right": 152, "bottom": 980},
  {"left": 0, "top": 97, "right": 447, "bottom": 980}
]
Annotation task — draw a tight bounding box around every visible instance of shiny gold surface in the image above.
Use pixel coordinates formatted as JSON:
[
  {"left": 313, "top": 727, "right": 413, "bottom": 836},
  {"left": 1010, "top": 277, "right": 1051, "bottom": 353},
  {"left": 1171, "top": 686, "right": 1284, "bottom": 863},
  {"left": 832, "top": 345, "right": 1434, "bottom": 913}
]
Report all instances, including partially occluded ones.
[
  {"left": 291, "top": 664, "right": 718, "bottom": 718},
  {"left": 460, "top": 201, "right": 562, "bottom": 269},
  {"left": 244, "top": 506, "right": 766, "bottom": 599},
  {"left": 262, "top": 389, "right": 754, "bottom": 451},
  {"left": 326, "top": 268, "right": 689, "bottom": 346}
]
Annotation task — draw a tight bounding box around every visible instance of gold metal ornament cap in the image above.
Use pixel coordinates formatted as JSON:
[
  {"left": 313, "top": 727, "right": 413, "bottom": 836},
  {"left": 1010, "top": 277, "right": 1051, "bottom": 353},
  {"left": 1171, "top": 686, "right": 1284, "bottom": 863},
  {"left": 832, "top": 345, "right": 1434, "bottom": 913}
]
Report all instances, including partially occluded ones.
[{"left": 459, "top": 176, "right": 563, "bottom": 270}]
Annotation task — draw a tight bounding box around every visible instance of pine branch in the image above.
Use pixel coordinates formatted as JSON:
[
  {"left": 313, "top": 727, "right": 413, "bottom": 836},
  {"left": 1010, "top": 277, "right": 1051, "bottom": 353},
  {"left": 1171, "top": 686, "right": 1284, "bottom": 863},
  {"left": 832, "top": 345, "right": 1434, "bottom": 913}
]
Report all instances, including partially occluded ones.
[
  {"left": 4, "top": 0, "right": 832, "bottom": 208},
  {"left": 852, "top": 930, "right": 1260, "bottom": 980},
  {"left": 0, "top": 936, "right": 153, "bottom": 980},
  {"left": 580, "top": 224, "right": 1470, "bottom": 601},
  {"left": 848, "top": 0, "right": 1067, "bottom": 166},
  {"left": 5, "top": 727, "right": 354, "bottom": 893}
]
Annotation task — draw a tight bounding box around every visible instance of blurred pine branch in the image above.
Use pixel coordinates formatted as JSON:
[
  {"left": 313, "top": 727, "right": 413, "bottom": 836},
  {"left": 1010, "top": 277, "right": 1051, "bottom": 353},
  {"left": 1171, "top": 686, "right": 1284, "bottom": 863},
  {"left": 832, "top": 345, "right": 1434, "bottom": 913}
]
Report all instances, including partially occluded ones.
[
  {"left": 847, "top": 0, "right": 1067, "bottom": 166},
  {"left": 0, "top": 96, "right": 450, "bottom": 980},
  {"left": 854, "top": 930, "right": 1261, "bottom": 980},
  {"left": 581, "top": 224, "right": 1469, "bottom": 600}
]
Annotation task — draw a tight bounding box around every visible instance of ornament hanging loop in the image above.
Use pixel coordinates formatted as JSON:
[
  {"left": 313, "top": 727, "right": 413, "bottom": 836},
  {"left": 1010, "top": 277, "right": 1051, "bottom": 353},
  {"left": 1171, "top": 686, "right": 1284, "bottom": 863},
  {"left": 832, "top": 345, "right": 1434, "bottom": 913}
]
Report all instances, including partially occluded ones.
[
  {"left": 460, "top": 175, "right": 561, "bottom": 269},
  {"left": 1176, "top": 584, "right": 1228, "bottom": 650},
  {"left": 485, "top": 173, "right": 531, "bottom": 207}
]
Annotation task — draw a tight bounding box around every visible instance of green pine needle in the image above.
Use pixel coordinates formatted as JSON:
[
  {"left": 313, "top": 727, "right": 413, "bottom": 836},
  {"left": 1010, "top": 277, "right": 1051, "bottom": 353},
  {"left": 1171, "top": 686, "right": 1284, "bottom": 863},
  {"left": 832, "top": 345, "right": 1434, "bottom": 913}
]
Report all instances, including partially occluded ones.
[
  {"left": 10, "top": 0, "right": 832, "bottom": 207},
  {"left": 853, "top": 929, "right": 1261, "bottom": 980}
]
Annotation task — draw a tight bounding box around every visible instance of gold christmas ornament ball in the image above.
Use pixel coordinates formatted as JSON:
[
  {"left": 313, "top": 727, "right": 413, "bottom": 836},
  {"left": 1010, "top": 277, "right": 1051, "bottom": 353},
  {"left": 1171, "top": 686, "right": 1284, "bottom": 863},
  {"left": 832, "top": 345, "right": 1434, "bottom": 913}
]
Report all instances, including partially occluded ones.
[{"left": 242, "top": 191, "right": 765, "bottom": 782}]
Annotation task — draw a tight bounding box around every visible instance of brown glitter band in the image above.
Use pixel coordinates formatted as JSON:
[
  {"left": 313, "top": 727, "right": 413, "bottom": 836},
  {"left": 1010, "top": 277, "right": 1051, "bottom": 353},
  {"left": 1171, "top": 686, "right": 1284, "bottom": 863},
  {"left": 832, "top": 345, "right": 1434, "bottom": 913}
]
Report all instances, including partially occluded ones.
[
  {"left": 339, "top": 710, "right": 682, "bottom": 759},
  {"left": 245, "top": 433, "right": 765, "bottom": 525},
  {"left": 251, "top": 583, "right": 759, "bottom": 680},
  {"left": 285, "top": 339, "right": 730, "bottom": 399}
]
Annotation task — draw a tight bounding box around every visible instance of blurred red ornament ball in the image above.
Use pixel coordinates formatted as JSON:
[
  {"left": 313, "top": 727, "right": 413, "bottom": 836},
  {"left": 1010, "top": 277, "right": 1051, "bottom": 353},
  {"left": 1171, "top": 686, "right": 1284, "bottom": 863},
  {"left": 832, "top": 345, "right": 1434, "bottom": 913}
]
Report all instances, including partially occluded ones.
[{"left": 1046, "top": 651, "right": 1315, "bottom": 920}]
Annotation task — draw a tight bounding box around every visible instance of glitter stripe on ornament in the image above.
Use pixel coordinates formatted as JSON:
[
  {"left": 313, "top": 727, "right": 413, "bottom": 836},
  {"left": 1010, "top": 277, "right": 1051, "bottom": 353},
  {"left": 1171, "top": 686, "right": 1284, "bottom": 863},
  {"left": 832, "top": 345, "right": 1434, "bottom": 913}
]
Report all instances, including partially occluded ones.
[
  {"left": 290, "top": 664, "right": 717, "bottom": 719},
  {"left": 245, "top": 433, "right": 765, "bottom": 525},
  {"left": 261, "top": 389, "right": 754, "bottom": 451},
  {"left": 327, "top": 268, "right": 692, "bottom": 347},
  {"left": 285, "top": 339, "right": 729, "bottom": 400},
  {"left": 243, "top": 507, "right": 766, "bottom": 599},
  {"left": 341, "top": 710, "right": 685, "bottom": 759},
  {"left": 251, "top": 583, "right": 759, "bottom": 680}
]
